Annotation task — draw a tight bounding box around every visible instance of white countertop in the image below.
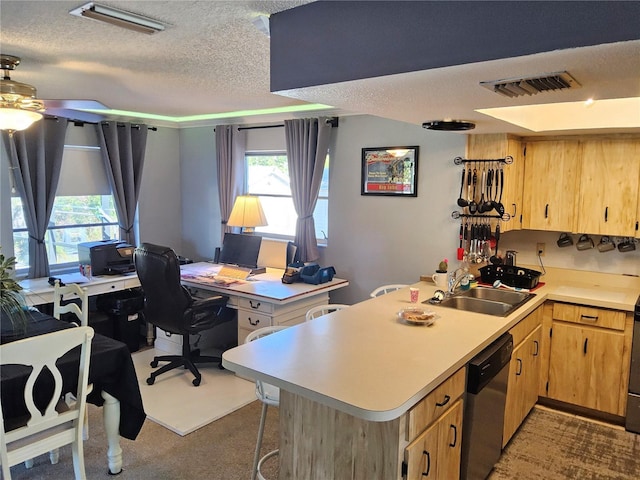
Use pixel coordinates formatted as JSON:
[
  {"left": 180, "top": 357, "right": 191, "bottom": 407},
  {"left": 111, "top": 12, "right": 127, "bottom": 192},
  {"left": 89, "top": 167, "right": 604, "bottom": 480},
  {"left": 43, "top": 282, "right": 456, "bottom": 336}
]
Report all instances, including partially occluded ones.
[{"left": 221, "top": 279, "right": 639, "bottom": 422}]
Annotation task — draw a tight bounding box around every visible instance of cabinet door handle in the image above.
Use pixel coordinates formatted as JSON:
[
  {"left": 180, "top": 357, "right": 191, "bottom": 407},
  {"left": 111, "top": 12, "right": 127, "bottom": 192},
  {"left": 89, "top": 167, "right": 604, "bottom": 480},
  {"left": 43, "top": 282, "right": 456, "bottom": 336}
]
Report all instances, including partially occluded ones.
[
  {"left": 533, "top": 340, "right": 539, "bottom": 357},
  {"left": 512, "top": 203, "right": 517, "bottom": 217},
  {"left": 449, "top": 424, "right": 458, "bottom": 447},
  {"left": 583, "top": 338, "right": 588, "bottom": 355},
  {"left": 421, "top": 450, "right": 431, "bottom": 477},
  {"left": 435, "top": 394, "right": 450, "bottom": 407},
  {"left": 516, "top": 358, "right": 523, "bottom": 376},
  {"left": 249, "top": 317, "right": 260, "bottom": 326},
  {"left": 604, "top": 206, "right": 608, "bottom": 222},
  {"left": 580, "top": 315, "right": 598, "bottom": 322},
  {"left": 249, "top": 300, "right": 261, "bottom": 309},
  {"left": 544, "top": 204, "right": 549, "bottom": 218}
]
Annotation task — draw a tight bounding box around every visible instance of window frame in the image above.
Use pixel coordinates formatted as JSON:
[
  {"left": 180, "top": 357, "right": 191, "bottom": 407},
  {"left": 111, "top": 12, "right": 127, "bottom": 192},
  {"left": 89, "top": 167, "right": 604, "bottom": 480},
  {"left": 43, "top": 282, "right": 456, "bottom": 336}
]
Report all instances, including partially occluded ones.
[{"left": 244, "top": 151, "right": 329, "bottom": 245}]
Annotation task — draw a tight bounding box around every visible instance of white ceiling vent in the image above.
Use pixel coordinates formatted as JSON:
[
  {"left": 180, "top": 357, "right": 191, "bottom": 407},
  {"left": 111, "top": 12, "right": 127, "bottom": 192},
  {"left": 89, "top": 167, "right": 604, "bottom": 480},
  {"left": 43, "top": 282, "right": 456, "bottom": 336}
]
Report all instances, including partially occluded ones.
[{"left": 480, "top": 71, "right": 580, "bottom": 98}]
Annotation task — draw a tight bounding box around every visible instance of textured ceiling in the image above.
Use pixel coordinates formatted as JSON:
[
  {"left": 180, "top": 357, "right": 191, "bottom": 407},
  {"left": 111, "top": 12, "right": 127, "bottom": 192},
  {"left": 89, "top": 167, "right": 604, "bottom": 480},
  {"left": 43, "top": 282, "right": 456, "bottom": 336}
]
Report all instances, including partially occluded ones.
[
  {"left": 1, "top": 1, "right": 639, "bottom": 133},
  {"left": 0, "top": 1, "right": 318, "bottom": 124}
]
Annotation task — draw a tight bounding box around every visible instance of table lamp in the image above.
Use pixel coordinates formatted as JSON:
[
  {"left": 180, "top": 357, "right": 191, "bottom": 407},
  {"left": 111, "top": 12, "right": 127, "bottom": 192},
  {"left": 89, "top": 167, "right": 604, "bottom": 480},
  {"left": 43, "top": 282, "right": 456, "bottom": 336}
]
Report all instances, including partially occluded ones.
[{"left": 227, "top": 195, "right": 268, "bottom": 234}]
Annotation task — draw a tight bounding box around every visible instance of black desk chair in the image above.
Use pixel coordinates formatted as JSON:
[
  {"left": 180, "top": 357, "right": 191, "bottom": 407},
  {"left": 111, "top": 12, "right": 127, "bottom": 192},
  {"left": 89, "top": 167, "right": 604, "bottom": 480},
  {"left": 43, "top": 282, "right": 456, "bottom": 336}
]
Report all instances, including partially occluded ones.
[{"left": 134, "top": 243, "right": 234, "bottom": 387}]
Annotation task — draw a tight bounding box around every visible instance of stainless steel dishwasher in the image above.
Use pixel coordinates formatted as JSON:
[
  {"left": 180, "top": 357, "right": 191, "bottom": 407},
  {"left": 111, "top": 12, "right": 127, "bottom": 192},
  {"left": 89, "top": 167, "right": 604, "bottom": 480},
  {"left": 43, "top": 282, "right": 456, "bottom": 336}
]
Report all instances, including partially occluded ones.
[
  {"left": 461, "top": 332, "right": 513, "bottom": 480},
  {"left": 626, "top": 295, "right": 640, "bottom": 433}
]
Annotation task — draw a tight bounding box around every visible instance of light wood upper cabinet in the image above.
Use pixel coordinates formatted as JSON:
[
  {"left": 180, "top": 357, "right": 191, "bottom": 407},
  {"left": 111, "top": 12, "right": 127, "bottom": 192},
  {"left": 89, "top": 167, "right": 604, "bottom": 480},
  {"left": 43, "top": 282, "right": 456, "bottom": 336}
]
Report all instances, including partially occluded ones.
[
  {"left": 466, "top": 134, "right": 524, "bottom": 232},
  {"left": 521, "top": 140, "right": 581, "bottom": 232},
  {"left": 576, "top": 138, "right": 640, "bottom": 236}
]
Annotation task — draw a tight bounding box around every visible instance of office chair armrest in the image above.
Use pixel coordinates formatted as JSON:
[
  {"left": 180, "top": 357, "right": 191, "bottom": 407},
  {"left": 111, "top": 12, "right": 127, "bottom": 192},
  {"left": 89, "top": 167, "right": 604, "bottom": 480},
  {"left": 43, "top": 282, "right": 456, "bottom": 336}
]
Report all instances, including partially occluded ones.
[{"left": 190, "top": 295, "right": 229, "bottom": 313}]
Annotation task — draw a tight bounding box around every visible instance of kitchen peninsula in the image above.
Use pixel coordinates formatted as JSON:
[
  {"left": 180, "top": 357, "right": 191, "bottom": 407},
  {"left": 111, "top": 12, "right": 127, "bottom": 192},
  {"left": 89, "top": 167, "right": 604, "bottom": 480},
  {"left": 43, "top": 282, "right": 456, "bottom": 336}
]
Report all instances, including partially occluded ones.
[{"left": 222, "top": 269, "right": 639, "bottom": 479}]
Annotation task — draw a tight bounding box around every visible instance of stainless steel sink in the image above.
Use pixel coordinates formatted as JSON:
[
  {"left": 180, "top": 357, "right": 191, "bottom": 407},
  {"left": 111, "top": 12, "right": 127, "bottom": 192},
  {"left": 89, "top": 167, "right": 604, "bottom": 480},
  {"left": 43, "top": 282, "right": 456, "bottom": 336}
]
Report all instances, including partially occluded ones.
[
  {"left": 437, "top": 287, "right": 535, "bottom": 317},
  {"left": 459, "top": 287, "right": 530, "bottom": 305}
]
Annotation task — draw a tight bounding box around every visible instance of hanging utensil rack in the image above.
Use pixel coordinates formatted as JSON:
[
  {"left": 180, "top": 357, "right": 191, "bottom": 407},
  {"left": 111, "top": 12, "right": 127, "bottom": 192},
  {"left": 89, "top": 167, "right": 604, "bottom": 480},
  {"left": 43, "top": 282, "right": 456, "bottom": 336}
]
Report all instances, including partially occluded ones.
[
  {"left": 453, "top": 155, "right": 513, "bottom": 165},
  {"left": 451, "top": 211, "right": 511, "bottom": 221}
]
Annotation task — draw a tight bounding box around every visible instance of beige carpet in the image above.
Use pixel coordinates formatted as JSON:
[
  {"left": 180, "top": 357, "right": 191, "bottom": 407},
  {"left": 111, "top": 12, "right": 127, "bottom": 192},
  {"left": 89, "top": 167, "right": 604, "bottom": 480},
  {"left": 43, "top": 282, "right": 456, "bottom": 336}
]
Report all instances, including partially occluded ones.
[
  {"left": 132, "top": 347, "right": 256, "bottom": 436},
  {"left": 490, "top": 406, "right": 640, "bottom": 480}
]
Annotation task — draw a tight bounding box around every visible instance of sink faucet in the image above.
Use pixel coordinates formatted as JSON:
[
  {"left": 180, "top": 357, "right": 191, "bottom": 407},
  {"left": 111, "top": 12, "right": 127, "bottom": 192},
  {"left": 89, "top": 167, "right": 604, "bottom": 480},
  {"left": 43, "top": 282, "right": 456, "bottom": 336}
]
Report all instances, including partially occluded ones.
[{"left": 448, "top": 268, "right": 473, "bottom": 295}]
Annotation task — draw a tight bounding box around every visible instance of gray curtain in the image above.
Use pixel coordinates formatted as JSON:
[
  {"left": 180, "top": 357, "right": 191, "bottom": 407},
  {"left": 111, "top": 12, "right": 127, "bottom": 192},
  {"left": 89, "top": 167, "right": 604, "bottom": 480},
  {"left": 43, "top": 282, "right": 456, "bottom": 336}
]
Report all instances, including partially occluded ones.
[
  {"left": 284, "top": 118, "right": 332, "bottom": 262},
  {"left": 215, "top": 125, "right": 246, "bottom": 243},
  {"left": 96, "top": 122, "right": 147, "bottom": 245},
  {"left": 4, "top": 118, "right": 68, "bottom": 278}
]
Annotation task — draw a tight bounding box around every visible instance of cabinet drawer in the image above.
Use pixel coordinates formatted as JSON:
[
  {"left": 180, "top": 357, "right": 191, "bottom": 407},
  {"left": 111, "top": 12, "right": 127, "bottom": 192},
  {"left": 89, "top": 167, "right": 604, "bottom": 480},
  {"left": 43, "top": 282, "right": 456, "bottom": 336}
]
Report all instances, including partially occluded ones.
[
  {"left": 509, "top": 305, "right": 542, "bottom": 346},
  {"left": 238, "top": 309, "right": 272, "bottom": 331},
  {"left": 89, "top": 280, "right": 126, "bottom": 296},
  {"left": 406, "top": 367, "right": 465, "bottom": 441},
  {"left": 238, "top": 297, "right": 274, "bottom": 314},
  {"left": 552, "top": 303, "right": 625, "bottom": 331}
]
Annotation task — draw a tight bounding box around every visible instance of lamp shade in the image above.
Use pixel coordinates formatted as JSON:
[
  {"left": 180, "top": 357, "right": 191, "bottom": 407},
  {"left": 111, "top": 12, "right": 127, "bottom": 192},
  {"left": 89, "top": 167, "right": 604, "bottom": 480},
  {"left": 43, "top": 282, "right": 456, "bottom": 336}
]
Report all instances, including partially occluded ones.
[
  {"left": 227, "top": 195, "right": 268, "bottom": 233},
  {"left": 0, "top": 107, "right": 42, "bottom": 131}
]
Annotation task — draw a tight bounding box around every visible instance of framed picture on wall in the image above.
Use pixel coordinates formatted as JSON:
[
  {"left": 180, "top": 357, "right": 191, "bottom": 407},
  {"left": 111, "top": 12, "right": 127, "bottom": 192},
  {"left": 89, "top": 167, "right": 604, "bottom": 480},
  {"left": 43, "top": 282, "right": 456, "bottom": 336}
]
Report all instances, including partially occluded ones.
[{"left": 361, "top": 146, "right": 419, "bottom": 196}]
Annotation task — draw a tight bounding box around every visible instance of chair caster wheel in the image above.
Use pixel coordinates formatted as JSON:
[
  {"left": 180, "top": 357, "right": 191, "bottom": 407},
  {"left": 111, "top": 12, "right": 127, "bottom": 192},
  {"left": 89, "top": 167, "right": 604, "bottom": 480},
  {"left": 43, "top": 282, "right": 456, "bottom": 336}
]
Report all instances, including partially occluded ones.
[
  {"left": 150, "top": 360, "right": 158, "bottom": 368},
  {"left": 192, "top": 378, "right": 201, "bottom": 386},
  {"left": 146, "top": 377, "right": 155, "bottom": 385}
]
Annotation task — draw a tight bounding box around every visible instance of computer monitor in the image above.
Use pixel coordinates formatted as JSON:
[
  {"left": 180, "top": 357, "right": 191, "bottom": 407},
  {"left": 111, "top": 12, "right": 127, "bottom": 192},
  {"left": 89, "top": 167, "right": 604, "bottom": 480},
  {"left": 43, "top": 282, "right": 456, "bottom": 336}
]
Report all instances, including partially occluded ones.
[{"left": 218, "top": 233, "right": 262, "bottom": 268}]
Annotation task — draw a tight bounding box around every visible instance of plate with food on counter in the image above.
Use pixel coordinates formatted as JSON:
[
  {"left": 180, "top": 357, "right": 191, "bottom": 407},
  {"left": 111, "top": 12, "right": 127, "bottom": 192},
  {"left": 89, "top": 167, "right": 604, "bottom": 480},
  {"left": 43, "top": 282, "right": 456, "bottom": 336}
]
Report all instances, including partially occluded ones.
[{"left": 398, "top": 307, "right": 437, "bottom": 326}]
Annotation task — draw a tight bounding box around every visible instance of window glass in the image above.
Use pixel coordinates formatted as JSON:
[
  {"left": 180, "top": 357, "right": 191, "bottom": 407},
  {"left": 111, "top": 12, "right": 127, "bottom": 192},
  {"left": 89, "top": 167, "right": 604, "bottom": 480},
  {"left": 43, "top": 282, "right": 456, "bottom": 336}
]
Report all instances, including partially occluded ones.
[
  {"left": 11, "top": 195, "right": 119, "bottom": 270},
  {"left": 246, "top": 153, "right": 329, "bottom": 241}
]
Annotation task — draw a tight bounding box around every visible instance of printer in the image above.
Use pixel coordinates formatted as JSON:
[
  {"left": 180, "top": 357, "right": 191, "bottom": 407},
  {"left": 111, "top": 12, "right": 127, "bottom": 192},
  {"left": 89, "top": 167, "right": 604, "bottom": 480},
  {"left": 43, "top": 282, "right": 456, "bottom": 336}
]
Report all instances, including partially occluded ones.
[{"left": 77, "top": 240, "right": 136, "bottom": 275}]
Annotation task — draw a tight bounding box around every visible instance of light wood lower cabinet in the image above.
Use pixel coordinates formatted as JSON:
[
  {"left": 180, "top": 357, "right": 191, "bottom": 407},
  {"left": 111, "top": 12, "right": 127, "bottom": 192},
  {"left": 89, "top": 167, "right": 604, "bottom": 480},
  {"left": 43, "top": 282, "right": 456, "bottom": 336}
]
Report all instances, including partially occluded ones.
[
  {"left": 404, "top": 399, "right": 463, "bottom": 480},
  {"left": 541, "top": 301, "right": 634, "bottom": 417},
  {"left": 502, "top": 324, "right": 542, "bottom": 447}
]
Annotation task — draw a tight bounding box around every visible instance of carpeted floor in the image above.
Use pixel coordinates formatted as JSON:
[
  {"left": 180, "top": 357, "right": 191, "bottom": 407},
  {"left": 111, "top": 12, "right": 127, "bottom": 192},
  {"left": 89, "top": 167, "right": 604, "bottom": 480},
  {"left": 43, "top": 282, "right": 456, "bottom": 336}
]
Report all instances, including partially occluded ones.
[
  {"left": 7, "top": 403, "right": 639, "bottom": 479},
  {"left": 490, "top": 406, "right": 640, "bottom": 480}
]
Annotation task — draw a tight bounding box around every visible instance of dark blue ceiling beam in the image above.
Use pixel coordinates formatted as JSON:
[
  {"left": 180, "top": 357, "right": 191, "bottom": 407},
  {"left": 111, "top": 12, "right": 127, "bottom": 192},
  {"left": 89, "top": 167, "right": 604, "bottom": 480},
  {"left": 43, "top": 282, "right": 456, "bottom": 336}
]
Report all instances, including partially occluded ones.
[{"left": 270, "top": 1, "right": 640, "bottom": 92}]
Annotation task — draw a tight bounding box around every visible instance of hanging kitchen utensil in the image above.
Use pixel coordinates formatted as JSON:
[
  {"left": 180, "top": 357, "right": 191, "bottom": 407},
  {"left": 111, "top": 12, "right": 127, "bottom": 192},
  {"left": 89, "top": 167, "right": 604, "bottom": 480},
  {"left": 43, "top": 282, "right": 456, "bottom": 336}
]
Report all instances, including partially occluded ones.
[
  {"left": 457, "top": 221, "right": 465, "bottom": 260},
  {"left": 494, "top": 164, "right": 505, "bottom": 216},
  {"left": 482, "top": 166, "right": 494, "bottom": 213},
  {"left": 457, "top": 167, "right": 468, "bottom": 208},
  {"left": 490, "top": 223, "right": 502, "bottom": 264},
  {"left": 557, "top": 232, "right": 574, "bottom": 247},
  {"left": 576, "top": 234, "right": 595, "bottom": 251},
  {"left": 468, "top": 168, "right": 478, "bottom": 214},
  {"left": 468, "top": 222, "right": 477, "bottom": 263},
  {"left": 478, "top": 164, "right": 487, "bottom": 213}
]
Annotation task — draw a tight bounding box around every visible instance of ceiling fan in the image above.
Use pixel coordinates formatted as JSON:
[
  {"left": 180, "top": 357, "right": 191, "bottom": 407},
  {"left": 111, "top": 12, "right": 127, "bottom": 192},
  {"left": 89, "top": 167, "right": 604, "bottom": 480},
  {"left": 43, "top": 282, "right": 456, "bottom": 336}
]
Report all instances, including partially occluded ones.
[{"left": 0, "top": 53, "right": 107, "bottom": 131}]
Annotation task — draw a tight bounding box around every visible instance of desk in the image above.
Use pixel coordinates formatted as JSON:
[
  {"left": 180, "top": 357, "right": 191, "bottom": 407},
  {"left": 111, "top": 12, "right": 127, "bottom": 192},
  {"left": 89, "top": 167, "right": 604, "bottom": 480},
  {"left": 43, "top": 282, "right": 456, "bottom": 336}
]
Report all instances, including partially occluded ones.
[
  {"left": 1, "top": 311, "right": 146, "bottom": 474},
  {"left": 180, "top": 262, "right": 349, "bottom": 344},
  {"left": 19, "top": 271, "right": 141, "bottom": 307}
]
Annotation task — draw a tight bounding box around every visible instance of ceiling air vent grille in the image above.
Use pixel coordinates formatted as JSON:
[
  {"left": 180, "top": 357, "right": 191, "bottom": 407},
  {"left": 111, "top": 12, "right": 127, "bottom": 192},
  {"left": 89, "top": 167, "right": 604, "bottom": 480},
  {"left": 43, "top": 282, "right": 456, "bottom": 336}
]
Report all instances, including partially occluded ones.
[{"left": 480, "top": 71, "right": 580, "bottom": 98}]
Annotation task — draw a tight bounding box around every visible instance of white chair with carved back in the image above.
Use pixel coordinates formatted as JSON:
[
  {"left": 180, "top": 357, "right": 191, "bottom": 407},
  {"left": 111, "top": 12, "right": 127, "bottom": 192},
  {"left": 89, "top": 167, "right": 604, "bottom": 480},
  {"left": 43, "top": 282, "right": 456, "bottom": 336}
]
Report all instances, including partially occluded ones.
[
  {"left": 369, "top": 284, "right": 409, "bottom": 298},
  {"left": 53, "top": 280, "right": 89, "bottom": 327},
  {"left": 0, "top": 326, "right": 95, "bottom": 480},
  {"left": 245, "top": 326, "right": 289, "bottom": 480},
  {"left": 304, "top": 304, "right": 350, "bottom": 322}
]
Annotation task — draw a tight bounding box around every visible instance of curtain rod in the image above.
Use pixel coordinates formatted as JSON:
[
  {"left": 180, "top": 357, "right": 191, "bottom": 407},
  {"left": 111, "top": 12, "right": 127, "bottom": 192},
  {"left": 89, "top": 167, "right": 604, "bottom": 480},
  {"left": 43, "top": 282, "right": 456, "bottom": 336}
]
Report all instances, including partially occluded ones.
[{"left": 215, "top": 117, "right": 339, "bottom": 132}]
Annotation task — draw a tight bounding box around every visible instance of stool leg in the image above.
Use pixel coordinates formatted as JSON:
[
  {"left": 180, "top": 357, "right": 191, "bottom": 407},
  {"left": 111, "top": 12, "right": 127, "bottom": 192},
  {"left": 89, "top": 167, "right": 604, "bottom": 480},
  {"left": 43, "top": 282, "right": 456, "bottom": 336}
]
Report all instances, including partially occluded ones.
[{"left": 252, "top": 402, "right": 269, "bottom": 480}]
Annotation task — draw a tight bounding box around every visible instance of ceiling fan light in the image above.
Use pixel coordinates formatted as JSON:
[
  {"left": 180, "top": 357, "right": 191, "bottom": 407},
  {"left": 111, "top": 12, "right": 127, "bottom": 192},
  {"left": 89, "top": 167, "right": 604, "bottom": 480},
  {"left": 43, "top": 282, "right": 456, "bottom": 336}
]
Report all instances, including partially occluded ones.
[{"left": 0, "top": 107, "right": 43, "bottom": 131}]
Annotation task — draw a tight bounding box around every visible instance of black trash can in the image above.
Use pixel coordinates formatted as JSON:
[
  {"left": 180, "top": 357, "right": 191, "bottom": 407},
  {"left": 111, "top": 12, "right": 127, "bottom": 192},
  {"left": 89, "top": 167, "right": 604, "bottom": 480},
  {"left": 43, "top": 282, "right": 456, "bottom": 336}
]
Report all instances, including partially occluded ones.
[{"left": 96, "top": 289, "right": 145, "bottom": 352}]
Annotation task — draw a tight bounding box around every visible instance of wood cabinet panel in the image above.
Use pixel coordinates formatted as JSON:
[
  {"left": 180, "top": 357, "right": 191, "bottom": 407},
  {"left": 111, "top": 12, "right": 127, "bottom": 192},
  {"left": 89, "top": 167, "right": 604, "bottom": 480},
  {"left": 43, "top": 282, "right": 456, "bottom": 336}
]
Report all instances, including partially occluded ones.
[
  {"left": 552, "top": 302, "right": 626, "bottom": 331},
  {"left": 521, "top": 140, "right": 581, "bottom": 231},
  {"left": 466, "top": 134, "right": 524, "bottom": 232},
  {"left": 503, "top": 318, "right": 542, "bottom": 447},
  {"left": 576, "top": 138, "right": 640, "bottom": 236},
  {"left": 406, "top": 367, "right": 465, "bottom": 440},
  {"left": 547, "top": 322, "right": 626, "bottom": 415},
  {"left": 405, "top": 399, "right": 463, "bottom": 480}
]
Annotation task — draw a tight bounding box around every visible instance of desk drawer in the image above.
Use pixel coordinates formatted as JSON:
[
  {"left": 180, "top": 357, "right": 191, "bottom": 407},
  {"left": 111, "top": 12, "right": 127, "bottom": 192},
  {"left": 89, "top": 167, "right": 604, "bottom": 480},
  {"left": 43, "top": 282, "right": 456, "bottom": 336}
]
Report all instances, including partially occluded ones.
[
  {"left": 238, "top": 297, "right": 274, "bottom": 314},
  {"left": 88, "top": 280, "right": 127, "bottom": 296},
  {"left": 238, "top": 310, "right": 272, "bottom": 331}
]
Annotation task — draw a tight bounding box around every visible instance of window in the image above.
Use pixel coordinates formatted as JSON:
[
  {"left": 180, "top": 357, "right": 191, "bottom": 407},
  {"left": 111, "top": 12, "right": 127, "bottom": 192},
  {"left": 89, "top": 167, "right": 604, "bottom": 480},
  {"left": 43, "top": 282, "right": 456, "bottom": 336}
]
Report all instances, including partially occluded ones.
[
  {"left": 10, "top": 144, "right": 119, "bottom": 271},
  {"left": 245, "top": 153, "right": 329, "bottom": 242}
]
